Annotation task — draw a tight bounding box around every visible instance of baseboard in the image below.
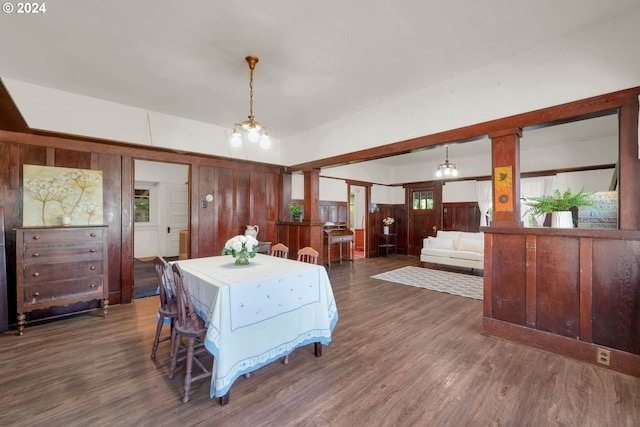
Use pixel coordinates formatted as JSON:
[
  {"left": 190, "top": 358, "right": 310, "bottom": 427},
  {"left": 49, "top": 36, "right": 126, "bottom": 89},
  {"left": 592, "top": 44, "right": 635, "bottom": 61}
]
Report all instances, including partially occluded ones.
[{"left": 483, "top": 317, "right": 640, "bottom": 378}]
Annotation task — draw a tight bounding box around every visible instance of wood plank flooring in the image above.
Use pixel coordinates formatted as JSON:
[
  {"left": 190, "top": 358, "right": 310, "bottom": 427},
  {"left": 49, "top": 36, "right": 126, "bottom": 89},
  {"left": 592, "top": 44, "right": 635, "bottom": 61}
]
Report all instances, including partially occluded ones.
[{"left": 1, "top": 256, "right": 639, "bottom": 426}]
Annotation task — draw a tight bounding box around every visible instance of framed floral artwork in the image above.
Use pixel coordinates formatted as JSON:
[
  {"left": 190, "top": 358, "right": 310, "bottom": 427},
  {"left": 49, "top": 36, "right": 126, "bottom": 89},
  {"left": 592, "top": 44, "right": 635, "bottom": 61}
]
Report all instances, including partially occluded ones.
[
  {"left": 494, "top": 166, "right": 513, "bottom": 213},
  {"left": 22, "top": 165, "right": 104, "bottom": 227}
]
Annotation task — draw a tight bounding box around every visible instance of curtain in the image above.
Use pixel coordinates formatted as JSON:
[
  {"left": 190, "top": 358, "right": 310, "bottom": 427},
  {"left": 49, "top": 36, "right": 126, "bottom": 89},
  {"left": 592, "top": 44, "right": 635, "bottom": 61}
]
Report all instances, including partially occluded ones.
[
  {"left": 475, "top": 180, "right": 492, "bottom": 227},
  {"left": 521, "top": 176, "right": 555, "bottom": 227}
]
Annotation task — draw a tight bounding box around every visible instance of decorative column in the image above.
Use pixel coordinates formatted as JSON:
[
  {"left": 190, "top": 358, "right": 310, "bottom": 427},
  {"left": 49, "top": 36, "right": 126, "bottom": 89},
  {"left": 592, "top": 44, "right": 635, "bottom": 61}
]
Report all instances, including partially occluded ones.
[
  {"left": 618, "top": 98, "right": 640, "bottom": 230},
  {"left": 303, "top": 168, "right": 321, "bottom": 222},
  {"left": 303, "top": 168, "right": 324, "bottom": 264},
  {"left": 489, "top": 128, "right": 523, "bottom": 227}
]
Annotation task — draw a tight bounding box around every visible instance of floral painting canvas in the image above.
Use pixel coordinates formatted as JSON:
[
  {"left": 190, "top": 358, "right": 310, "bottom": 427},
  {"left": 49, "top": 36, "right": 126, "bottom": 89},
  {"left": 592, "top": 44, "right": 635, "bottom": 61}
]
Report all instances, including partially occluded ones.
[{"left": 23, "top": 165, "right": 104, "bottom": 227}]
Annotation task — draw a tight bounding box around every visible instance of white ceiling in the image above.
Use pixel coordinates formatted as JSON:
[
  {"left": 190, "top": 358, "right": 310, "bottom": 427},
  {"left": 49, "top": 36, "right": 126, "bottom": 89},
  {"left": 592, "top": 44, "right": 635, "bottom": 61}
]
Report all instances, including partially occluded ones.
[{"left": 0, "top": 0, "right": 637, "bottom": 147}]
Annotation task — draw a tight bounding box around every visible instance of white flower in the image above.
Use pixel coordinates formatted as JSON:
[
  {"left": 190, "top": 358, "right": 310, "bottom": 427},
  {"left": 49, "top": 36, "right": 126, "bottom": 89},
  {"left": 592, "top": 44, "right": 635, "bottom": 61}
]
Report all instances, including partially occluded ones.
[
  {"left": 244, "top": 235, "right": 258, "bottom": 251},
  {"left": 383, "top": 217, "right": 395, "bottom": 226},
  {"left": 231, "top": 240, "right": 243, "bottom": 252},
  {"left": 222, "top": 234, "right": 260, "bottom": 259}
]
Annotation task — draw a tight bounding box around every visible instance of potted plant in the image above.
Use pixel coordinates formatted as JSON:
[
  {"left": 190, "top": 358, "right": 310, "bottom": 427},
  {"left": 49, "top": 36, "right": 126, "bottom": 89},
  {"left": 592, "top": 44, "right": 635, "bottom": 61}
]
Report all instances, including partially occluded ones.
[
  {"left": 288, "top": 203, "right": 303, "bottom": 221},
  {"left": 524, "top": 188, "right": 595, "bottom": 228}
]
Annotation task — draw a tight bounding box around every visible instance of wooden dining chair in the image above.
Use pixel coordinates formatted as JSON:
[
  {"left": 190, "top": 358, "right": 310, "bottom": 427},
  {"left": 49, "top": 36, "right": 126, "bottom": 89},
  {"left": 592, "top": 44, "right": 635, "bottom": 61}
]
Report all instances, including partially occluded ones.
[
  {"left": 270, "top": 243, "right": 289, "bottom": 258},
  {"left": 151, "top": 256, "right": 178, "bottom": 360},
  {"left": 283, "top": 245, "right": 320, "bottom": 365},
  {"left": 169, "top": 263, "right": 212, "bottom": 403},
  {"left": 296, "top": 246, "right": 319, "bottom": 265}
]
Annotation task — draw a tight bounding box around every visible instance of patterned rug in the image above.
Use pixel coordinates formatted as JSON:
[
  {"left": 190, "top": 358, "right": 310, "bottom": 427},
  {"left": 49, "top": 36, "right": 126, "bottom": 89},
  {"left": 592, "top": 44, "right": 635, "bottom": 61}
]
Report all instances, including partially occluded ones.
[{"left": 371, "top": 266, "right": 484, "bottom": 300}]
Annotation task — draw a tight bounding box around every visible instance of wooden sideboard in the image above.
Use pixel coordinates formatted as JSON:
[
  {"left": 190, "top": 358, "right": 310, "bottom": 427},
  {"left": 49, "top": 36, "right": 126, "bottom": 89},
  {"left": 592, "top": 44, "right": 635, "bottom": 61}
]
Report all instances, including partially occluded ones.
[{"left": 15, "top": 226, "right": 109, "bottom": 335}]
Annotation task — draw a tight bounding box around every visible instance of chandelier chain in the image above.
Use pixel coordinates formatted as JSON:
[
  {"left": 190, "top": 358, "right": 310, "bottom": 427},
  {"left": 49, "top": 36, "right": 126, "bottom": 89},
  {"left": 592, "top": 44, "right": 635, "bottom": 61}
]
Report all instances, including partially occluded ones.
[{"left": 248, "top": 68, "right": 254, "bottom": 121}]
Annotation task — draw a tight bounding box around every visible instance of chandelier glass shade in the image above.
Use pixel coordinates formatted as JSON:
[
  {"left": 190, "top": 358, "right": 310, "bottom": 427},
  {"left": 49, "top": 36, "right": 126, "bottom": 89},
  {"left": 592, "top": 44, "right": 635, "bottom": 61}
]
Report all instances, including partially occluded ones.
[
  {"left": 435, "top": 146, "right": 458, "bottom": 178},
  {"left": 229, "top": 55, "right": 271, "bottom": 149}
]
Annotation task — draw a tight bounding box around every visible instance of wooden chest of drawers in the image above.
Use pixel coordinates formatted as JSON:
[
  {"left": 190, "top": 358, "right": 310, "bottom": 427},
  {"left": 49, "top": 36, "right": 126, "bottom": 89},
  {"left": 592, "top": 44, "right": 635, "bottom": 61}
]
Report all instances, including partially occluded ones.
[{"left": 16, "top": 226, "right": 109, "bottom": 335}]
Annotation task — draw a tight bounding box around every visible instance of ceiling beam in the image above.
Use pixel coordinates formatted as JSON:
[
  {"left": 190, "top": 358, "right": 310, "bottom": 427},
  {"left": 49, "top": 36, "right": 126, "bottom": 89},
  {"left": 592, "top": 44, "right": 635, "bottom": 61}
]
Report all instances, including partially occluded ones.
[
  {"left": 288, "top": 86, "right": 640, "bottom": 172},
  {"left": 0, "top": 78, "right": 30, "bottom": 133}
]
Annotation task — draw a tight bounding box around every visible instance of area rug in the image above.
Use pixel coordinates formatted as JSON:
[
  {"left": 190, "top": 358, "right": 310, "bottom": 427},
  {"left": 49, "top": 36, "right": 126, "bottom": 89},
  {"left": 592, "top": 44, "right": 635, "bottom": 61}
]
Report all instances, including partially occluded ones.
[{"left": 371, "top": 267, "right": 484, "bottom": 300}]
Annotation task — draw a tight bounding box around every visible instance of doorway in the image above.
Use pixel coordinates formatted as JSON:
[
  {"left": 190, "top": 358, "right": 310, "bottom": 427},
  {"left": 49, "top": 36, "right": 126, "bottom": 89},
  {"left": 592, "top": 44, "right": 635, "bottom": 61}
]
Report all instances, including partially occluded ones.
[
  {"left": 348, "top": 183, "right": 369, "bottom": 259},
  {"left": 133, "top": 160, "right": 189, "bottom": 299}
]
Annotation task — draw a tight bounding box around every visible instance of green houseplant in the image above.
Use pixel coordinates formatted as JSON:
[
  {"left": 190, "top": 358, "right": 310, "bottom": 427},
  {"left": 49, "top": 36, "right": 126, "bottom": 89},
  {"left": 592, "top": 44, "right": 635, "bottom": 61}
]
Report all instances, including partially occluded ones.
[
  {"left": 524, "top": 188, "right": 595, "bottom": 228},
  {"left": 288, "top": 203, "right": 303, "bottom": 221}
]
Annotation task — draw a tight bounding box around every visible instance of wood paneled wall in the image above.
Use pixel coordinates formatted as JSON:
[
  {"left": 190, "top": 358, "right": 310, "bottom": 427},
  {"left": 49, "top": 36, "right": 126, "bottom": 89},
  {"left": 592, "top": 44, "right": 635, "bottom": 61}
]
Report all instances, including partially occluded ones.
[
  {"left": 319, "top": 201, "right": 348, "bottom": 224},
  {"left": 443, "top": 202, "right": 481, "bottom": 232},
  {"left": 370, "top": 204, "right": 407, "bottom": 256},
  {"left": 484, "top": 228, "right": 640, "bottom": 377},
  {"left": 0, "top": 131, "right": 282, "bottom": 325}
]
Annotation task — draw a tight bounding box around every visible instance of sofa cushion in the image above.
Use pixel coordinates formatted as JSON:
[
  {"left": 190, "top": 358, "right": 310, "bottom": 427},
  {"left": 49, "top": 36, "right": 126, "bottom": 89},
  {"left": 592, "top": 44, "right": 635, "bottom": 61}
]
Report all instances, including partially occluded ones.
[
  {"left": 436, "top": 230, "right": 462, "bottom": 240},
  {"left": 456, "top": 237, "right": 484, "bottom": 253},
  {"left": 460, "top": 231, "right": 484, "bottom": 241},
  {"left": 421, "top": 248, "right": 454, "bottom": 258},
  {"left": 450, "top": 250, "right": 483, "bottom": 262},
  {"left": 427, "top": 237, "right": 456, "bottom": 250}
]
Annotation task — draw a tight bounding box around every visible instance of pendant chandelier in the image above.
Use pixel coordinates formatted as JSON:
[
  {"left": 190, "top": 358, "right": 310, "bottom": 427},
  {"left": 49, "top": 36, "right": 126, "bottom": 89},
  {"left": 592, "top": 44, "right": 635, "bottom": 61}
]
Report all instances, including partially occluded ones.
[
  {"left": 229, "top": 55, "right": 271, "bottom": 149},
  {"left": 435, "top": 146, "right": 458, "bottom": 178}
]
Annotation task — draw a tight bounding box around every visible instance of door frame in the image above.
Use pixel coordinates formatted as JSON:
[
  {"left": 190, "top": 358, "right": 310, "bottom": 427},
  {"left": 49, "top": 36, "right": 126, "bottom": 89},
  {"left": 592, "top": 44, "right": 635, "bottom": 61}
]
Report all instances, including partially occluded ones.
[{"left": 405, "top": 182, "right": 443, "bottom": 256}]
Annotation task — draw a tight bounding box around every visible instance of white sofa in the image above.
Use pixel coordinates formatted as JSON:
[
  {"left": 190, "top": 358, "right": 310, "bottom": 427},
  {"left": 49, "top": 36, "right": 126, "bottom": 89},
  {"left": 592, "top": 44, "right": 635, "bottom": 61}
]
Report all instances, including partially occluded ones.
[{"left": 420, "top": 230, "right": 485, "bottom": 270}]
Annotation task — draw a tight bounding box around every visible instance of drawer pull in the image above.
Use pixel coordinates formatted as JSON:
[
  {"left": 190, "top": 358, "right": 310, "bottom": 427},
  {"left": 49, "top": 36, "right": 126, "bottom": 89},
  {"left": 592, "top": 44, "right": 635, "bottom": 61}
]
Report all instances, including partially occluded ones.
[
  {"left": 31, "top": 291, "right": 40, "bottom": 304},
  {"left": 90, "top": 233, "right": 97, "bottom": 237},
  {"left": 32, "top": 252, "right": 39, "bottom": 257},
  {"left": 32, "top": 272, "right": 40, "bottom": 277},
  {"left": 90, "top": 266, "right": 96, "bottom": 270},
  {"left": 90, "top": 249, "right": 96, "bottom": 253},
  {"left": 32, "top": 235, "right": 40, "bottom": 240}
]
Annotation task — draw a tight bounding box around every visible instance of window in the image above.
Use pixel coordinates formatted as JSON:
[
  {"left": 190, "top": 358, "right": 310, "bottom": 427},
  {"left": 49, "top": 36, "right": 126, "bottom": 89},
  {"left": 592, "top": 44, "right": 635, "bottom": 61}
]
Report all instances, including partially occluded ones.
[
  {"left": 134, "top": 189, "right": 151, "bottom": 223},
  {"left": 412, "top": 191, "right": 434, "bottom": 210}
]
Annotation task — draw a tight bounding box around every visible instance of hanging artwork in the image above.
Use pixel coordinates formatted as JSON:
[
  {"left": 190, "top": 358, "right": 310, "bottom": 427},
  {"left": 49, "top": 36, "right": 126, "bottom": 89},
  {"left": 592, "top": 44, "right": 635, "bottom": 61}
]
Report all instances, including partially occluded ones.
[
  {"left": 494, "top": 166, "right": 513, "bottom": 213},
  {"left": 22, "top": 165, "right": 104, "bottom": 227}
]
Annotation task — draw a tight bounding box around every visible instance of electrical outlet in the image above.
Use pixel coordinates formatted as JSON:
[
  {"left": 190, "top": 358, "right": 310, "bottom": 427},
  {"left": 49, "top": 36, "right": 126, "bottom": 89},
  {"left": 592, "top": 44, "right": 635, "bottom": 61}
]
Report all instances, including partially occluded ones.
[{"left": 597, "top": 348, "right": 610, "bottom": 366}]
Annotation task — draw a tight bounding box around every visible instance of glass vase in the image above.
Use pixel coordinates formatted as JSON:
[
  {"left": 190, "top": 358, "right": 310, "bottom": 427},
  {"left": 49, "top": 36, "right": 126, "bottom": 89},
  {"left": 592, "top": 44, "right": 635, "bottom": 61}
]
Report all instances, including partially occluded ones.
[{"left": 234, "top": 251, "right": 250, "bottom": 265}]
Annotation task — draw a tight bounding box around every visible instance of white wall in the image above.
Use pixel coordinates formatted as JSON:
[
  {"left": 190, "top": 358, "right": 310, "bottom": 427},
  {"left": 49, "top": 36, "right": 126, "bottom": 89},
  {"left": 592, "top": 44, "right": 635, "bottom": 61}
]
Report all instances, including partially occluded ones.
[
  {"left": 4, "top": 79, "right": 284, "bottom": 165},
  {"left": 555, "top": 169, "right": 616, "bottom": 193},
  {"left": 320, "top": 178, "right": 347, "bottom": 202},
  {"left": 442, "top": 181, "right": 478, "bottom": 203},
  {"left": 371, "top": 185, "right": 404, "bottom": 205},
  {"left": 281, "top": 11, "right": 640, "bottom": 166}
]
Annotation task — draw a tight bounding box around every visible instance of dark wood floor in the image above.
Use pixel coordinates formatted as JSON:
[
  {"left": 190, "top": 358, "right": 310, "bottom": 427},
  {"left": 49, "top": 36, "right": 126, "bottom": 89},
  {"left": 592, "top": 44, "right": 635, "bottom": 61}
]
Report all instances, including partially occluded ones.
[{"left": 2, "top": 256, "right": 639, "bottom": 426}]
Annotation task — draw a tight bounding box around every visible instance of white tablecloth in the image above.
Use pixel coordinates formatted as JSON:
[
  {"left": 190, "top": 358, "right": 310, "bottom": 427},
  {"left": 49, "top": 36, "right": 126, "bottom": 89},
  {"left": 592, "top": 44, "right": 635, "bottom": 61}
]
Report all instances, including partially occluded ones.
[{"left": 174, "top": 254, "right": 338, "bottom": 398}]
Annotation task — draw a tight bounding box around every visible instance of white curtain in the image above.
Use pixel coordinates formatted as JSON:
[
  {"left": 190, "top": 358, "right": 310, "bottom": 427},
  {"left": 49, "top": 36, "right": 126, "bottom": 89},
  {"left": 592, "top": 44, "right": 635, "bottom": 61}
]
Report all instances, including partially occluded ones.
[
  {"left": 521, "top": 176, "right": 555, "bottom": 227},
  {"left": 475, "top": 180, "right": 492, "bottom": 227}
]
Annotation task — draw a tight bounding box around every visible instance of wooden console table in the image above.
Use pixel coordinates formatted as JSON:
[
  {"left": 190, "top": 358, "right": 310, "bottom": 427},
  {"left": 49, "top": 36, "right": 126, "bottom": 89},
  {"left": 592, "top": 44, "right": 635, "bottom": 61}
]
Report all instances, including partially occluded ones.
[
  {"left": 377, "top": 233, "right": 396, "bottom": 257},
  {"left": 323, "top": 224, "right": 354, "bottom": 269}
]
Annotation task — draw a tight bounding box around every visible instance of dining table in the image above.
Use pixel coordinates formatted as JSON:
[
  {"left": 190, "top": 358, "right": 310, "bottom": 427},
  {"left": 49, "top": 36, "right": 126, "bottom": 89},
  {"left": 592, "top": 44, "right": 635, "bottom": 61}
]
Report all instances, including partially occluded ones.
[{"left": 173, "top": 253, "right": 338, "bottom": 404}]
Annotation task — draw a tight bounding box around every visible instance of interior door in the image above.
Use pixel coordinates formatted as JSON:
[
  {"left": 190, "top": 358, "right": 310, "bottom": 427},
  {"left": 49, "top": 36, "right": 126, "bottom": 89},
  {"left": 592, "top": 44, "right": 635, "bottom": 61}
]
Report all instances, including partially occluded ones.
[
  {"left": 408, "top": 185, "right": 441, "bottom": 256},
  {"left": 165, "top": 184, "right": 189, "bottom": 257}
]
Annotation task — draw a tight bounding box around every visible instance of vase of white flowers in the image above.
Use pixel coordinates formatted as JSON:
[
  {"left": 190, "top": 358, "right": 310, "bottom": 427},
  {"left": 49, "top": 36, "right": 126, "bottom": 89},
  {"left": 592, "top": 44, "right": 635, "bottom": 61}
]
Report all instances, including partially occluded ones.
[
  {"left": 221, "top": 235, "right": 259, "bottom": 265},
  {"left": 382, "top": 217, "right": 395, "bottom": 235}
]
